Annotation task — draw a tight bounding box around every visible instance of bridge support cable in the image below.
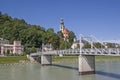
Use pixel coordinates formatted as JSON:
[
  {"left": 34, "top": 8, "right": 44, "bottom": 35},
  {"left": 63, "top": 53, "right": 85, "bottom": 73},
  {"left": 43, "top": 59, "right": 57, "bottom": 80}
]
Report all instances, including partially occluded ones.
[
  {"left": 80, "top": 35, "right": 111, "bottom": 55},
  {"left": 79, "top": 35, "right": 100, "bottom": 55},
  {"left": 90, "top": 35, "right": 112, "bottom": 54}
]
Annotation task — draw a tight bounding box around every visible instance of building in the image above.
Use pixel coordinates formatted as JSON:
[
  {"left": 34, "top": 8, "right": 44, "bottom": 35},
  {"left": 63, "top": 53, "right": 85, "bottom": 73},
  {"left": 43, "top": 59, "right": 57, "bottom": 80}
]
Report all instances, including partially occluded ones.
[
  {"left": 71, "top": 38, "right": 80, "bottom": 49},
  {"left": 71, "top": 38, "right": 90, "bottom": 49},
  {"left": 42, "top": 43, "right": 53, "bottom": 51},
  {"left": 60, "top": 18, "right": 69, "bottom": 41},
  {"left": 0, "top": 39, "right": 23, "bottom": 55},
  {"left": 0, "top": 38, "right": 9, "bottom": 45}
]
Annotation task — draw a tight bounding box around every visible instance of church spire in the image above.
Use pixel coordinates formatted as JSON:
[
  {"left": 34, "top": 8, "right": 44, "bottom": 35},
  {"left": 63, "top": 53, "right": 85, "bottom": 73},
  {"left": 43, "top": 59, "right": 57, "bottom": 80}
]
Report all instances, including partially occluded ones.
[
  {"left": 60, "top": 18, "right": 64, "bottom": 25},
  {"left": 60, "top": 18, "right": 65, "bottom": 31}
]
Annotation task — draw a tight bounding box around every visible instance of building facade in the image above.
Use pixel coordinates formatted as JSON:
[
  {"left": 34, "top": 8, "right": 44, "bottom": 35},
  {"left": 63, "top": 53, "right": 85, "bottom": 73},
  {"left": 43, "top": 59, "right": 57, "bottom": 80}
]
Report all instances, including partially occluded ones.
[
  {"left": 0, "top": 39, "right": 23, "bottom": 55},
  {"left": 0, "top": 38, "right": 9, "bottom": 45}
]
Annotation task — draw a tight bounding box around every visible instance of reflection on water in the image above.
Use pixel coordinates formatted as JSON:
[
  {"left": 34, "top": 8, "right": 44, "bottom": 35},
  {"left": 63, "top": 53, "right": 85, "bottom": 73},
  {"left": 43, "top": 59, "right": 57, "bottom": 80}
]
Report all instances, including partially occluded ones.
[{"left": 0, "top": 60, "right": 120, "bottom": 80}]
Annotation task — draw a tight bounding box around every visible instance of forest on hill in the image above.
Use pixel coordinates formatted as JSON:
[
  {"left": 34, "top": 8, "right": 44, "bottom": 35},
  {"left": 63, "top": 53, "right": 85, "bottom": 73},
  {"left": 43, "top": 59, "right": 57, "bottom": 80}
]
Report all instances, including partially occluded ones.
[{"left": 0, "top": 12, "right": 76, "bottom": 50}]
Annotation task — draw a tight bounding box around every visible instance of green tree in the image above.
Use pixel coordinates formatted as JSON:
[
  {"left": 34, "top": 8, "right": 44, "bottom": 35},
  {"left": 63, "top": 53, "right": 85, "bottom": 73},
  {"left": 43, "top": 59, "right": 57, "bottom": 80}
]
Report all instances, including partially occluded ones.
[
  {"left": 45, "top": 28, "right": 60, "bottom": 49},
  {"left": 106, "top": 43, "right": 115, "bottom": 48},
  {"left": 93, "top": 42, "right": 104, "bottom": 48},
  {"left": 68, "top": 31, "right": 76, "bottom": 45},
  {"left": 23, "top": 47, "right": 30, "bottom": 55},
  {"left": 83, "top": 43, "right": 91, "bottom": 48},
  {"left": 0, "top": 12, "right": 77, "bottom": 51},
  {"left": 30, "top": 46, "right": 37, "bottom": 53},
  {"left": 60, "top": 40, "right": 71, "bottom": 49}
]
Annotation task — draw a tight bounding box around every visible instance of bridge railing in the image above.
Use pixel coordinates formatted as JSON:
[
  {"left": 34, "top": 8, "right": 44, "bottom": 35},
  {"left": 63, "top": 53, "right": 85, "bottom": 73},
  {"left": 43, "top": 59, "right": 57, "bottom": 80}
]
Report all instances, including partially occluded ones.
[
  {"left": 81, "top": 48, "right": 120, "bottom": 56},
  {"left": 30, "top": 48, "right": 120, "bottom": 56}
]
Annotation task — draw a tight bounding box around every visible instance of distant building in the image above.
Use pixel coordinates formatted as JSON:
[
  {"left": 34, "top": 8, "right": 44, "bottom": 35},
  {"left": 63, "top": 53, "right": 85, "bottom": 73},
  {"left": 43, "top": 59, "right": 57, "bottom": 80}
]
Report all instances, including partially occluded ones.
[
  {"left": 60, "top": 18, "right": 69, "bottom": 41},
  {"left": 42, "top": 44, "right": 52, "bottom": 51},
  {"left": 0, "top": 38, "right": 9, "bottom": 45},
  {"left": 0, "top": 39, "right": 23, "bottom": 55},
  {"left": 71, "top": 38, "right": 89, "bottom": 49},
  {"left": 71, "top": 38, "right": 80, "bottom": 49}
]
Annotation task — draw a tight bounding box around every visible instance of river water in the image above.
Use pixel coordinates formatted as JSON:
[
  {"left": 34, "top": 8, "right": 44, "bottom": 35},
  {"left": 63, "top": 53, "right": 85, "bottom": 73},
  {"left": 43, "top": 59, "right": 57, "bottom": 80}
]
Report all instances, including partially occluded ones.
[{"left": 0, "top": 59, "right": 120, "bottom": 80}]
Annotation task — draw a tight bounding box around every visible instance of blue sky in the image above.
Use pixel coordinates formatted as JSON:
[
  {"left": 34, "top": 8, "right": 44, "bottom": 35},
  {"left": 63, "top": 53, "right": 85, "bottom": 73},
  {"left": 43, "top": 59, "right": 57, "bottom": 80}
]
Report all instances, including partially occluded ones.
[{"left": 0, "top": 0, "right": 120, "bottom": 41}]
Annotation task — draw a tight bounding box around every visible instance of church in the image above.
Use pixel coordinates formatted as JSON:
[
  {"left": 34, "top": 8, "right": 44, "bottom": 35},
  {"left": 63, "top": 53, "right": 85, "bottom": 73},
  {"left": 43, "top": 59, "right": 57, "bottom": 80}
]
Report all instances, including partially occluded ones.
[{"left": 59, "top": 18, "right": 69, "bottom": 41}]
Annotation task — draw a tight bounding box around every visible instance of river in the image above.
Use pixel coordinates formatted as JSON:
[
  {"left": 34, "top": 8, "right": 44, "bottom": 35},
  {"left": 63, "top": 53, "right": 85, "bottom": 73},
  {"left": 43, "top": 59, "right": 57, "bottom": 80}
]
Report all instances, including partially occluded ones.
[{"left": 0, "top": 59, "right": 120, "bottom": 80}]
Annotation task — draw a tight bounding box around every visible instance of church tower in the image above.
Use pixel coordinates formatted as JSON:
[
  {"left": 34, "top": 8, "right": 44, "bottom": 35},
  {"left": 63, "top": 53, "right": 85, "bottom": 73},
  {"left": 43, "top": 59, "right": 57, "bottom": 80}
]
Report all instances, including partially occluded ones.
[
  {"left": 59, "top": 18, "right": 69, "bottom": 41},
  {"left": 60, "top": 18, "right": 65, "bottom": 32}
]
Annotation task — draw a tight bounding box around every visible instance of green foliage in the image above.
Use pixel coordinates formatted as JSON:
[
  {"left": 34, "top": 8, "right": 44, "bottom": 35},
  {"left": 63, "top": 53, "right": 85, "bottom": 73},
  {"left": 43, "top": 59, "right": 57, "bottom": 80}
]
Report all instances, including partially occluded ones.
[
  {"left": 93, "top": 42, "right": 104, "bottom": 48},
  {"left": 0, "top": 56, "right": 28, "bottom": 64},
  {"left": 0, "top": 12, "right": 46, "bottom": 47},
  {"left": 83, "top": 43, "right": 91, "bottom": 48},
  {"left": 83, "top": 42, "right": 105, "bottom": 48},
  {"left": 57, "top": 31, "right": 76, "bottom": 49},
  {"left": 23, "top": 47, "right": 30, "bottom": 55},
  {"left": 0, "top": 12, "right": 76, "bottom": 50},
  {"left": 60, "top": 40, "right": 71, "bottom": 49},
  {"left": 106, "top": 43, "right": 115, "bottom": 48},
  {"left": 30, "top": 46, "right": 37, "bottom": 53},
  {"left": 68, "top": 31, "right": 76, "bottom": 44}
]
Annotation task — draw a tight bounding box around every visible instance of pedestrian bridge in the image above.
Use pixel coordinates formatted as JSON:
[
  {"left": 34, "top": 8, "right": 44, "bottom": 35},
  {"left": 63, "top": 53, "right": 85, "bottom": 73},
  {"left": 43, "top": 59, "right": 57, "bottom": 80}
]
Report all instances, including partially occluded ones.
[
  {"left": 29, "top": 35, "right": 120, "bottom": 75},
  {"left": 29, "top": 48, "right": 120, "bottom": 75},
  {"left": 30, "top": 48, "right": 120, "bottom": 56}
]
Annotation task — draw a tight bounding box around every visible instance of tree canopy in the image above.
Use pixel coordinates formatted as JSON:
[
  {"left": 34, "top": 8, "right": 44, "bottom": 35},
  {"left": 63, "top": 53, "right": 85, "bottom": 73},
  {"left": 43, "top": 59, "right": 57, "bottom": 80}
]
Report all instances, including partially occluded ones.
[{"left": 0, "top": 12, "right": 76, "bottom": 50}]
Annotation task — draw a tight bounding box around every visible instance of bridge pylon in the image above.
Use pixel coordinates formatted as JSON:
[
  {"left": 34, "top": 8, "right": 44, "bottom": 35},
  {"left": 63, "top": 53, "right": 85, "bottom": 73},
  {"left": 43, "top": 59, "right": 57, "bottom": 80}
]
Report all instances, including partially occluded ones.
[
  {"left": 78, "top": 55, "right": 95, "bottom": 75},
  {"left": 78, "top": 34, "right": 95, "bottom": 75},
  {"left": 41, "top": 55, "right": 52, "bottom": 65}
]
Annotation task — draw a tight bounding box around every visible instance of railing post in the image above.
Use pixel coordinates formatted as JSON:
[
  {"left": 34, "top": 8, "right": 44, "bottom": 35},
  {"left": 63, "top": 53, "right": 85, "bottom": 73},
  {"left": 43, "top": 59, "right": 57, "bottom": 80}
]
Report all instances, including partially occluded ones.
[
  {"left": 80, "top": 34, "right": 82, "bottom": 55},
  {"left": 118, "top": 48, "right": 120, "bottom": 55},
  {"left": 117, "top": 48, "right": 119, "bottom": 55},
  {"left": 90, "top": 35, "right": 93, "bottom": 54}
]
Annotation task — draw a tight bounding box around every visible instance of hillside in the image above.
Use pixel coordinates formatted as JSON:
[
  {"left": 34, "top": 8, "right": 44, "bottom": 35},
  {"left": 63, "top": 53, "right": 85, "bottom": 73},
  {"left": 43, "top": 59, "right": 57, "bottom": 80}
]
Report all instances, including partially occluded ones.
[{"left": 0, "top": 12, "right": 76, "bottom": 50}]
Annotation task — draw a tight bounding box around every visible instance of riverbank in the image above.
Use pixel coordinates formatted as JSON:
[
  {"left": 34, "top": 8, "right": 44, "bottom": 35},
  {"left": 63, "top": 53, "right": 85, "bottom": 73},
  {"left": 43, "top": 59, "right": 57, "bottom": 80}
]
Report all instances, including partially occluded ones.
[
  {"left": 52, "top": 56, "right": 120, "bottom": 62},
  {"left": 0, "top": 56, "right": 29, "bottom": 64},
  {"left": 0, "top": 55, "right": 120, "bottom": 64}
]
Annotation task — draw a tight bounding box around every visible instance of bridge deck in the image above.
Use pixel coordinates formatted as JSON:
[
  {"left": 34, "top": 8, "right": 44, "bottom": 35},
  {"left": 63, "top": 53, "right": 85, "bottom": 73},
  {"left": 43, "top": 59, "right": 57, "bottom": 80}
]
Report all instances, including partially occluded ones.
[{"left": 30, "top": 48, "right": 120, "bottom": 56}]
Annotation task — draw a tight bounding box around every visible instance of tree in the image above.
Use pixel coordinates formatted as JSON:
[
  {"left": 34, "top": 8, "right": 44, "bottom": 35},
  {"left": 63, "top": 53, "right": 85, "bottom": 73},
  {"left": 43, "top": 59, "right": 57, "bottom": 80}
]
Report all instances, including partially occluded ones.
[
  {"left": 0, "top": 11, "right": 2, "bottom": 15},
  {"left": 45, "top": 28, "right": 60, "bottom": 49},
  {"left": 106, "top": 43, "right": 115, "bottom": 48},
  {"left": 23, "top": 47, "right": 30, "bottom": 55},
  {"left": 83, "top": 43, "right": 91, "bottom": 48},
  {"left": 68, "top": 31, "right": 76, "bottom": 45},
  {"left": 60, "top": 40, "right": 71, "bottom": 49},
  {"left": 0, "top": 12, "right": 77, "bottom": 52},
  {"left": 57, "top": 31, "right": 64, "bottom": 39},
  {"left": 30, "top": 46, "right": 37, "bottom": 53},
  {"left": 93, "top": 42, "right": 104, "bottom": 48}
]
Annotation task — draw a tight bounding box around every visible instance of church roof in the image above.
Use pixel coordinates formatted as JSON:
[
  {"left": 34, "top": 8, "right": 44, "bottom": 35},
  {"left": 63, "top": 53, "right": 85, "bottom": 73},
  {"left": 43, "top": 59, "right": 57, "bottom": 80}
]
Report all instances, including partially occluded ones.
[{"left": 62, "top": 28, "right": 69, "bottom": 34}]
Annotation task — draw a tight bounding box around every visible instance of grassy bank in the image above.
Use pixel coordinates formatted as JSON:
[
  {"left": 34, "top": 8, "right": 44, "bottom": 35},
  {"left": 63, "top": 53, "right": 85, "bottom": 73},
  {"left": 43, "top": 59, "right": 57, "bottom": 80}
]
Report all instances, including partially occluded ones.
[
  {"left": 95, "top": 56, "right": 120, "bottom": 59},
  {"left": 52, "top": 55, "right": 120, "bottom": 62},
  {"left": 0, "top": 55, "right": 120, "bottom": 64},
  {"left": 0, "top": 56, "right": 28, "bottom": 64}
]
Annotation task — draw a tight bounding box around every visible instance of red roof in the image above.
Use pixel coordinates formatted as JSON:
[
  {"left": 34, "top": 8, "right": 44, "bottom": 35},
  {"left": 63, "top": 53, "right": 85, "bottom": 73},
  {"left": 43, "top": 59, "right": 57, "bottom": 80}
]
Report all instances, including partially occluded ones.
[{"left": 62, "top": 28, "right": 69, "bottom": 34}]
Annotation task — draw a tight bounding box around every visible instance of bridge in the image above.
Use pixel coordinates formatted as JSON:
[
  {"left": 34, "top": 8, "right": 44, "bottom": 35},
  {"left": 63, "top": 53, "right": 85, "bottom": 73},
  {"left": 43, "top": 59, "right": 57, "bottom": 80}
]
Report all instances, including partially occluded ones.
[
  {"left": 31, "top": 48, "right": 120, "bottom": 56},
  {"left": 28, "top": 35, "right": 120, "bottom": 75}
]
